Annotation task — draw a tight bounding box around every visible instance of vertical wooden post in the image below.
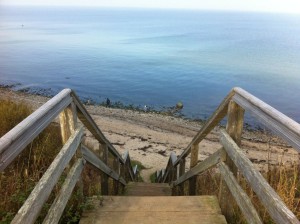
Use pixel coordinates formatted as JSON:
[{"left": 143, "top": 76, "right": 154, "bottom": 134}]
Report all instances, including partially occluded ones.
[
  {"left": 219, "top": 100, "right": 245, "bottom": 220},
  {"left": 59, "top": 102, "right": 84, "bottom": 199},
  {"left": 120, "top": 163, "right": 125, "bottom": 193},
  {"left": 100, "top": 144, "right": 109, "bottom": 195},
  {"left": 59, "top": 103, "right": 77, "bottom": 144},
  {"left": 189, "top": 143, "right": 199, "bottom": 195},
  {"left": 179, "top": 158, "right": 186, "bottom": 195},
  {"left": 171, "top": 165, "right": 178, "bottom": 195},
  {"left": 113, "top": 157, "right": 119, "bottom": 194}
]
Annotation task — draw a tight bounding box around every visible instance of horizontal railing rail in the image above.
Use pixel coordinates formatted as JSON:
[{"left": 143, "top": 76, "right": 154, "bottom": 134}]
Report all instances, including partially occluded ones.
[
  {"left": 157, "top": 87, "right": 300, "bottom": 224},
  {"left": 0, "top": 88, "right": 138, "bottom": 224}
]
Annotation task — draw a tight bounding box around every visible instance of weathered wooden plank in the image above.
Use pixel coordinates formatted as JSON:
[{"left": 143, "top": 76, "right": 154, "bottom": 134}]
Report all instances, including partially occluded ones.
[
  {"left": 226, "top": 100, "right": 245, "bottom": 147},
  {"left": 101, "top": 144, "right": 109, "bottom": 195},
  {"left": 59, "top": 102, "right": 77, "bottom": 144},
  {"left": 163, "top": 162, "right": 171, "bottom": 183},
  {"left": 173, "top": 149, "right": 226, "bottom": 187},
  {"left": 220, "top": 130, "right": 300, "bottom": 224},
  {"left": 81, "top": 144, "right": 126, "bottom": 185},
  {"left": 133, "top": 165, "right": 138, "bottom": 181},
  {"left": 189, "top": 143, "right": 199, "bottom": 195},
  {"left": 233, "top": 87, "right": 300, "bottom": 152},
  {"left": 0, "top": 89, "right": 72, "bottom": 171},
  {"left": 71, "top": 92, "right": 125, "bottom": 163},
  {"left": 133, "top": 165, "right": 138, "bottom": 175},
  {"left": 43, "top": 158, "right": 85, "bottom": 224},
  {"left": 219, "top": 100, "right": 244, "bottom": 218},
  {"left": 11, "top": 127, "right": 83, "bottom": 224},
  {"left": 113, "top": 157, "right": 120, "bottom": 194},
  {"left": 218, "top": 162, "right": 262, "bottom": 224},
  {"left": 123, "top": 151, "right": 135, "bottom": 181},
  {"left": 178, "top": 158, "right": 186, "bottom": 195},
  {"left": 170, "top": 152, "right": 177, "bottom": 165}
]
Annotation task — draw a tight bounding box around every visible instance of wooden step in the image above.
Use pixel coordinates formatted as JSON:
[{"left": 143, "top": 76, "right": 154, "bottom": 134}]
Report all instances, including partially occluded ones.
[
  {"left": 125, "top": 182, "right": 172, "bottom": 196},
  {"left": 80, "top": 196, "right": 227, "bottom": 224}
]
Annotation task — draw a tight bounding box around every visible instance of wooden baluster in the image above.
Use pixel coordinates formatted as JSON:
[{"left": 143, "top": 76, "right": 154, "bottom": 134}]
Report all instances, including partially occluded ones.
[
  {"left": 219, "top": 100, "right": 245, "bottom": 220},
  {"left": 189, "top": 143, "right": 199, "bottom": 195},
  {"left": 113, "top": 157, "right": 120, "bottom": 194},
  {"left": 59, "top": 102, "right": 77, "bottom": 144},
  {"left": 171, "top": 165, "right": 178, "bottom": 195},
  {"left": 59, "top": 102, "right": 83, "bottom": 197},
  {"left": 179, "top": 158, "right": 186, "bottom": 195},
  {"left": 120, "top": 162, "right": 125, "bottom": 193},
  {"left": 100, "top": 144, "right": 109, "bottom": 195}
]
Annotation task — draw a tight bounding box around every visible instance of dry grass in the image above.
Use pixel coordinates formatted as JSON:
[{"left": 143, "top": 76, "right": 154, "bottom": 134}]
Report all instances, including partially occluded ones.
[
  {"left": 0, "top": 100, "right": 98, "bottom": 223},
  {"left": 195, "top": 159, "right": 300, "bottom": 223}
]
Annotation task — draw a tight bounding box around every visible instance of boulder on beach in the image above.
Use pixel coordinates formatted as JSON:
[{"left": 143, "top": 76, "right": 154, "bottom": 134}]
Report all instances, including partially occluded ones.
[{"left": 176, "top": 101, "right": 183, "bottom": 109}]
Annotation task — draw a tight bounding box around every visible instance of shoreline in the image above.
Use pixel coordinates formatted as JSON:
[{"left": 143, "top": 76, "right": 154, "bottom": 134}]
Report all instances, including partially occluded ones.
[
  {"left": 0, "top": 87, "right": 298, "bottom": 182},
  {"left": 0, "top": 84, "right": 269, "bottom": 131}
]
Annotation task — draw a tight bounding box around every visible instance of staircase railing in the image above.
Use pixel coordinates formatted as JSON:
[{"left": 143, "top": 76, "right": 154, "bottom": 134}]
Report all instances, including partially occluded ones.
[
  {"left": 0, "top": 89, "right": 138, "bottom": 224},
  {"left": 156, "top": 87, "right": 300, "bottom": 224}
]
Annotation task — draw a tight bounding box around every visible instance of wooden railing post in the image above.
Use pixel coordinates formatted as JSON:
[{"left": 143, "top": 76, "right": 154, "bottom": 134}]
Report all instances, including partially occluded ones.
[
  {"left": 59, "top": 102, "right": 77, "bottom": 144},
  {"left": 100, "top": 144, "right": 109, "bottom": 195},
  {"left": 171, "top": 165, "right": 177, "bottom": 195},
  {"left": 219, "top": 100, "right": 245, "bottom": 220},
  {"left": 189, "top": 143, "right": 199, "bottom": 195},
  {"left": 113, "top": 157, "right": 120, "bottom": 194},
  {"left": 178, "top": 158, "right": 186, "bottom": 195}
]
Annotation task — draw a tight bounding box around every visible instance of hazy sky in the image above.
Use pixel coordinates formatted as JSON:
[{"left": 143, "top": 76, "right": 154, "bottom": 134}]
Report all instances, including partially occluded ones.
[{"left": 2, "top": 0, "right": 300, "bottom": 13}]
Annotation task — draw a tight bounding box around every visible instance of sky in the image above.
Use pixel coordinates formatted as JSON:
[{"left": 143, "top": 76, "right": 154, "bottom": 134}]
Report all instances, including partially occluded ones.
[{"left": 1, "top": 0, "right": 300, "bottom": 13}]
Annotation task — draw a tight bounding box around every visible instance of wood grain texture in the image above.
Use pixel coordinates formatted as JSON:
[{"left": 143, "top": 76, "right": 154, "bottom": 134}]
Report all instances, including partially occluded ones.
[
  {"left": 178, "top": 158, "right": 186, "bottom": 195},
  {"left": 81, "top": 144, "right": 126, "bottom": 185},
  {"left": 71, "top": 91, "right": 124, "bottom": 163},
  {"left": 220, "top": 130, "right": 299, "bottom": 224},
  {"left": 219, "top": 162, "right": 262, "bottom": 224},
  {"left": 219, "top": 100, "right": 244, "bottom": 219},
  {"left": 43, "top": 158, "right": 85, "bottom": 224},
  {"left": 123, "top": 151, "right": 135, "bottom": 181},
  {"left": 0, "top": 89, "right": 72, "bottom": 171},
  {"left": 189, "top": 143, "right": 199, "bottom": 195},
  {"left": 80, "top": 196, "right": 227, "bottom": 224},
  {"left": 59, "top": 103, "right": 76, "bottom": 144},
  {"left": 125, "top": 182, "right": 172, "bottom": 196},
  {"left": 11, "top": 127, "right": 83, "bottom": 224},
  {"left": 101, "top": 144, "right": 109, "bottom": 195},
  {"left": 233, "top": 87, "right": 300, "bottom": 152}
]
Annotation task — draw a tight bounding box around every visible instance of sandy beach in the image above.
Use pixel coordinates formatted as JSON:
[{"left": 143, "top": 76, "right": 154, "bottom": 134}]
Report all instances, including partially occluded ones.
[{"left": 0, "top": 88, "right": 298, "bottom": 182}]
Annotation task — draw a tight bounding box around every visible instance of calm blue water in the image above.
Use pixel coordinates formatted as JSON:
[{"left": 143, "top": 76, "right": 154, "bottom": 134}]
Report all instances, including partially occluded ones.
[{"left": 1, "top": 6, "right": 300, "bottom": 124}]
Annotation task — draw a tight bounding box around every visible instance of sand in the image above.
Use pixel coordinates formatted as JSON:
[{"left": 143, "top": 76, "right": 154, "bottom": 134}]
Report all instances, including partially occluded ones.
[{"left": 0, "top": 88, "right": 298, "bottom": 182}]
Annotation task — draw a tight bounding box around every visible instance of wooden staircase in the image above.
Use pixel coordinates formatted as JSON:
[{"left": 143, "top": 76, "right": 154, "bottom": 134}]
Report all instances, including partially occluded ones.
[
  {"left": 80, "top": 182, "right": 227, "bottom": 224},
  {"left": 125, "top": 182, "right": 172, "bottom": 196},
  {"left": 2, "top": 87, "right": 300, "bottom": 224}
]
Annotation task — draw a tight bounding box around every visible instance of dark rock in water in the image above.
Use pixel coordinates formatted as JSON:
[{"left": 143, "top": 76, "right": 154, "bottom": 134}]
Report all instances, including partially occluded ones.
[{"left": 176, "top": 101, "right": 183, "bottom": 109}]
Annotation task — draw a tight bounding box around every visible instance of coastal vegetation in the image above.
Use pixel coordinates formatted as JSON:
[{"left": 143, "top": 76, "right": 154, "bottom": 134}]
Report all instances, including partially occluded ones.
[
  {"left": 193, "top": 159, "right": 300, "bottom": 223},
  {"left": 0, "top": 100, "right": 96, "bottom": 223}
]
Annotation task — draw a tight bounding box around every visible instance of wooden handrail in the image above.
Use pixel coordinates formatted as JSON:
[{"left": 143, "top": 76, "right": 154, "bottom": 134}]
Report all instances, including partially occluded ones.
[
  {"left": 233, "top": 87, "right": 300, "bottom": 151},
  {"left": 81, "top": 144, "right": 126, "bottom": 185},
  {"left": 12, "top": 127, "right": 84, "bottom": 224},
  {"left": 220, "top": 130, "right": 299, "bottom": 224},
  {"left": 0, "top": 88, "right": 72, "bottom": 171},
  {"left": 71, "top": 91, "right": 125, "bottom": 163},
  {"left": 173, "top": 89, "right": 235, "bottom": 166},
  {"left": 157, "top": 87, "right": 300, "bottom": 223},
  {"left": 0, "top": 88, "right": 138, "bottom": 224}
]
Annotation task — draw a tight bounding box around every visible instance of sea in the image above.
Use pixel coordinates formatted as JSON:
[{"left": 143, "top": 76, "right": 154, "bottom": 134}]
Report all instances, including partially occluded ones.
[{"left": 1, "top": 6, "right": 300, "bottom": 127}]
